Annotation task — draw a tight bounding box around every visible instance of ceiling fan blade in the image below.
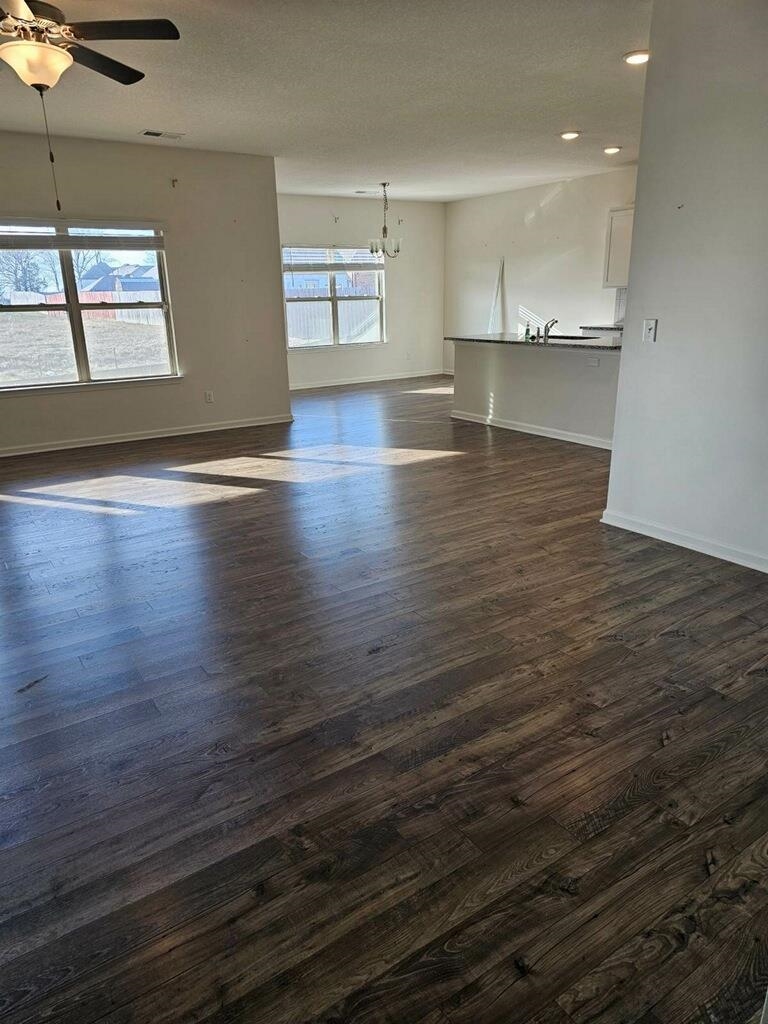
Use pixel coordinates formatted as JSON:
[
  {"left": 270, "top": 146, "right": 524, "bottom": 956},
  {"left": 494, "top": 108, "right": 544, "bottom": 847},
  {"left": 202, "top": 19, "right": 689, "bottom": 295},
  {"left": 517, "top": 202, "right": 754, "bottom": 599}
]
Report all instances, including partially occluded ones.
[
  {"left": 65, "top": 19, "right": 179, "bottom": 41},
  {"left": 63, "top": 42, "right": 144, "bottom": 84},
  {"left": 4, "top": 0, "right": 35, "bottom": 20}
]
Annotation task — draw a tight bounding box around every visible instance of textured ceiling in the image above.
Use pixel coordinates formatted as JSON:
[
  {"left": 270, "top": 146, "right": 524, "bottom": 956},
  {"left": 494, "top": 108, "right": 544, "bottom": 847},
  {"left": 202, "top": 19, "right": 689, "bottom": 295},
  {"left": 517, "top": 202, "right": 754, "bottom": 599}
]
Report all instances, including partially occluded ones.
[{"left": 0, "top": 0, "right": 653, "bottom": 200}]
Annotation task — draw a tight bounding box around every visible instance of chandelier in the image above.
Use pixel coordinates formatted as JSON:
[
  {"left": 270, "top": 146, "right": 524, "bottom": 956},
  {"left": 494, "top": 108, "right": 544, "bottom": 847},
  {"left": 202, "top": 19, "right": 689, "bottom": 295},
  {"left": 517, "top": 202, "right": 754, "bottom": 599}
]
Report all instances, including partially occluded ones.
[{"left": 368, "top": 182, "right": 401, "bottom": 259}]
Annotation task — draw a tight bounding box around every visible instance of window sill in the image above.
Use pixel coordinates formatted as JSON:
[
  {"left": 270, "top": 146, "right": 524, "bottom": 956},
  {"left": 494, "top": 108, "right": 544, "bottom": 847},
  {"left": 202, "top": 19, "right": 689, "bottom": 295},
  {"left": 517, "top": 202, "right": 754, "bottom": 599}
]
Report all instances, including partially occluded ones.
[
  {"left": 0, "top": 374, "right": 185, "bottom": 397},
  {"left": 288, "top": 341, "right": 388, "bottom": 353}
]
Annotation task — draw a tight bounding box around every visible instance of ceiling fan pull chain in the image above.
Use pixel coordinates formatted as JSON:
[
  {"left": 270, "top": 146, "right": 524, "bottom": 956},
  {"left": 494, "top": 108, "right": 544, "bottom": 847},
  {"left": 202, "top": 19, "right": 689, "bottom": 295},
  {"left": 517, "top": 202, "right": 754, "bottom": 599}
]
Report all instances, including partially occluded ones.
[{"left": 37, "top": 86, "right": 62, "bottom": 212}]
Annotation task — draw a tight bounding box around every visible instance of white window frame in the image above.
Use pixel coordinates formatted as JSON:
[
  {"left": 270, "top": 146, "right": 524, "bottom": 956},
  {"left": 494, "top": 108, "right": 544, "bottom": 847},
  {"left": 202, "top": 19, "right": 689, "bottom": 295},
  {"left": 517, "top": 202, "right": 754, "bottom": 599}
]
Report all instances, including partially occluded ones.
[
  {"left": 282, "top": 245, "right": 386, "bottom": 350},
  {"left": 0, "top": 218, "right": 179, "bottom": 391}
]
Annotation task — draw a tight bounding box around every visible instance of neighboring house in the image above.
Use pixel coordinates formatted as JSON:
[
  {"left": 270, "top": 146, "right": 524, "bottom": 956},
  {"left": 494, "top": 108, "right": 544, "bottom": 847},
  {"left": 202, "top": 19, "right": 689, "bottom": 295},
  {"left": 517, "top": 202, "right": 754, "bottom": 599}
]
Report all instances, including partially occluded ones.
[
  {"left": 4, "top": 262, "right": 160, "bottom": 305},
  {"left": 7, "top": 262, "right": 161, "bottom": 324},
  {"left": 283, "top": 270, "right": 372, "bottom": 298},
  {"left": 78, "top": 260, "right": 114, "bottom": 286},
  {"left": 80, "top": 262, "right": 160, "bottom": 295}
]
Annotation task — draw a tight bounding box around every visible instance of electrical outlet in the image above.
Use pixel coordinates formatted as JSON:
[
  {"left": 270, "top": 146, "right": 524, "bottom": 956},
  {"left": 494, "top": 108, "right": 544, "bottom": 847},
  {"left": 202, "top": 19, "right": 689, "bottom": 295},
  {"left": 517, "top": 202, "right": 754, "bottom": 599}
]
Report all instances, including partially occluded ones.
[
  {"left": 587, "top": 356, "right": 601, "bottom": 367},
  {"left": 204, "top": 390, "right": 214, "bottom": 403},
  {"left": 643, "top": 318, "right": 658, "bottom": 344}
]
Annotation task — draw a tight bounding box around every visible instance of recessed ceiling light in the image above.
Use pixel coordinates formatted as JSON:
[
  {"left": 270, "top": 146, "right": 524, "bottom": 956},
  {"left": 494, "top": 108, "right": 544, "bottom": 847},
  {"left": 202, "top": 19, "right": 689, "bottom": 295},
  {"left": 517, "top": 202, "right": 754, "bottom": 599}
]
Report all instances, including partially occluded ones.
[
  {"left": 623, "top": 50, "right": 650, "bottom": 65},
  {"left": 560, "top": 131, "right": 581, "bottom": 141},
  {"left": 604, "top": 146, "right": 622, "bottom": 155}
]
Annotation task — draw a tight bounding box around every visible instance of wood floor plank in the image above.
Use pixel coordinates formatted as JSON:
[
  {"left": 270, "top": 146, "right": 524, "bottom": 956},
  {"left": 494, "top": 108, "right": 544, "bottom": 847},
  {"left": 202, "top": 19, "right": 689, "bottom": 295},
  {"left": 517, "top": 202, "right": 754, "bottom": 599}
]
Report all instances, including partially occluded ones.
[
  {"left": 557, "top": 821, "right": 768, "bottom": 1023},
  {"left": 1, "top": 376, "right": 767, "bottom": 1024},
  {"left": 3, "top": 828, "right": 479, "bottom": 1024},
  {"left": 649, "top": 903, "right": 768, "bottom": 1024},
  {"left": 160, "top": 816, "right": 578, "bottom": 1024},
  {"left": 438, "top": 774, "right": 768, "bottom": 1024},
  {"left": 551, "top": 689, "right": 768, "bottom": 841}
]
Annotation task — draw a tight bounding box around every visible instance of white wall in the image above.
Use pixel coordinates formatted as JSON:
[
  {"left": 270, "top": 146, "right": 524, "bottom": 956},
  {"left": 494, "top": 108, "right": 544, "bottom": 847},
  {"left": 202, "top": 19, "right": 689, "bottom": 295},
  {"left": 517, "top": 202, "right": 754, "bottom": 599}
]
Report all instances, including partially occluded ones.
[
  {"left": 277, "top": 195, "right": 445, "bottom": 389},
  {"left": 604, "top": 0, "right": 768, "bottom": 573},
  {"left": 443, "top": 169, "right": 637, "bottom": 372},
  {"left": 0, "top": 133, "right": 290, "bottom": 456}
]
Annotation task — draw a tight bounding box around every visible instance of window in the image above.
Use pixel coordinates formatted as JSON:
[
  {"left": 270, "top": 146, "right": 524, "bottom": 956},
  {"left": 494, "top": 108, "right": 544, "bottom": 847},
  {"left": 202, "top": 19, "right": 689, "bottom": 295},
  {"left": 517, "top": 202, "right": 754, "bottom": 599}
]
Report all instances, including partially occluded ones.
[
  {"left": 282, "top": 246, "right": 385, "bottom": 349},
  {"left": 0, "top": 222, "right": 177, "bottom": 389}
]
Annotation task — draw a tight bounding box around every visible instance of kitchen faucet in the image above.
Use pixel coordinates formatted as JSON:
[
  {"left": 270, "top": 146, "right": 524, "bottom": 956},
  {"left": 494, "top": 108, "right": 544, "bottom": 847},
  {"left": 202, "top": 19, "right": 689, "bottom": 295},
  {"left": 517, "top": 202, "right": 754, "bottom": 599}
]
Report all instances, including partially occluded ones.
[{"left": 543, "top": 318, "right": 558, "bottom": 343}]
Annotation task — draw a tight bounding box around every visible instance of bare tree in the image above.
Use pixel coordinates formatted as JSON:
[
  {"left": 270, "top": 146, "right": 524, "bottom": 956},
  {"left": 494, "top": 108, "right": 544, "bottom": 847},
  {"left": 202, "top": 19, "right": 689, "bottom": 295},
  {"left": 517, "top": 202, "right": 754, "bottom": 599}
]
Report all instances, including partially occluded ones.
[
  {"left": 40, "top": 249, "right": 107, "bottom": 293},
  {"left": 73, "top": 248, "right": 106, "bottom": 279},
  {"left": 40, "top": 251, "right": 64, "bottom": 292},
  {"left": 0, "top": 251, "right": 46, "bottom": 298}
]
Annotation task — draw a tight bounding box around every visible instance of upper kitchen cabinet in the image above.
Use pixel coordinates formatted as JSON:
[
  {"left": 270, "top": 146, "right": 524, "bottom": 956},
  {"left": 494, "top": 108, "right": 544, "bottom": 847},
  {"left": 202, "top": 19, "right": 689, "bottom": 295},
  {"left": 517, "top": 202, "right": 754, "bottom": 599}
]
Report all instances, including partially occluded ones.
[{"left": 603, "top": 206, "right": 634, "bottom": 288}]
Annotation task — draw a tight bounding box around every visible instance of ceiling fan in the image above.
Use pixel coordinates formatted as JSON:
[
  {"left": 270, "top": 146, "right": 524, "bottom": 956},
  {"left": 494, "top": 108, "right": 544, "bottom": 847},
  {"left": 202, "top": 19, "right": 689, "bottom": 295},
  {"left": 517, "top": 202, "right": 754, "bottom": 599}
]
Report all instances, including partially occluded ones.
[{"left": 0, "top": 0, "right": 179, "bottom": 89}]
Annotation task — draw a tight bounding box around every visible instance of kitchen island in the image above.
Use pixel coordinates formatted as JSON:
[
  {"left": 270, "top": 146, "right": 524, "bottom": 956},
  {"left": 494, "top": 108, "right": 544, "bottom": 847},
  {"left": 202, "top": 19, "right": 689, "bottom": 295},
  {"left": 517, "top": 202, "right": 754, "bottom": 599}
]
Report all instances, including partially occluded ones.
[{"left": 447, "top": 333, "right": 622, "bottom": 449}]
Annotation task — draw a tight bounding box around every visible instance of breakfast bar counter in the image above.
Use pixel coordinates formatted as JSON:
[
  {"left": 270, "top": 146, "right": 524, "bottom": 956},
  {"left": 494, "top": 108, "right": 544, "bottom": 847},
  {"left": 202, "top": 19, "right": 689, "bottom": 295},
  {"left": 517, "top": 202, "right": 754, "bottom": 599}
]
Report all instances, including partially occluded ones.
[{"left": 448, "top": 334, "right": 622, "bottom": 449}]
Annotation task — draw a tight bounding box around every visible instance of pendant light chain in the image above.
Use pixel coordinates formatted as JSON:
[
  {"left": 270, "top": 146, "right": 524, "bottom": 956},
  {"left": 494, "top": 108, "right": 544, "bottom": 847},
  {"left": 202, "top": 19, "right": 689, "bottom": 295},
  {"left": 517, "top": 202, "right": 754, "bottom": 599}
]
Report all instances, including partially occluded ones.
[
  {"left": 37, "top": 87, "right": 62, "bottom": 213},
  {"left": 369, "top": 182, "right": 401, "bottom": 259}
]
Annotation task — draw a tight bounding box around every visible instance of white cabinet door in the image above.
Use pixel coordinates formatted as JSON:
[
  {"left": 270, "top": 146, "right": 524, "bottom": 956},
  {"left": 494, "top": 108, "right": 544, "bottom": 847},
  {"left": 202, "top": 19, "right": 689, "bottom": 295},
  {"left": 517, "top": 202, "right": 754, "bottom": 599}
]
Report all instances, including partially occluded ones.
[{"left": 603, "top": 207, "right": 634, "bottom": 288}]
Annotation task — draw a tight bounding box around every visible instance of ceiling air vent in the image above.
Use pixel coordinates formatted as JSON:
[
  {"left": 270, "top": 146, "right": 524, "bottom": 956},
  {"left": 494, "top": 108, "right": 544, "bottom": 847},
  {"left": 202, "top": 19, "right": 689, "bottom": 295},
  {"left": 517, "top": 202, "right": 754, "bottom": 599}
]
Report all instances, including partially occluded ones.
[{"left": 141, "top": 129, "right": 186, "bottom": 140}]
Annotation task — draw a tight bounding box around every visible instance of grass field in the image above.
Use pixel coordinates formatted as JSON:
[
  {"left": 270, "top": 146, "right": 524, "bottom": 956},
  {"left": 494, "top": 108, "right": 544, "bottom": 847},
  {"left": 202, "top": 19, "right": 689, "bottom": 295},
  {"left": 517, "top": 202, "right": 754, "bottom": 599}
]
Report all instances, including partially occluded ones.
[{"left": 0, "top": 311, "right": 171, "bottom": 386}]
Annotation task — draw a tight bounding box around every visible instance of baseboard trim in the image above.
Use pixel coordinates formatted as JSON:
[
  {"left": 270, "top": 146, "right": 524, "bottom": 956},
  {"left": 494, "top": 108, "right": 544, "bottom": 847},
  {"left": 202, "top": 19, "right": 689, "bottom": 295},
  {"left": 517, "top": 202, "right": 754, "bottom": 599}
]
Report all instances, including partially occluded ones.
[
  {"left": 601, "top": 509, "right": 768, "bottom": 575},
  {"left": 0, "top": 414, "right": 294, "bottom": 459},
  {"left": 290, "top": 369, "right": 447, "bottom": 391},
  {"left": 451, "top": 410, "right": 612, "bottom": 450}
]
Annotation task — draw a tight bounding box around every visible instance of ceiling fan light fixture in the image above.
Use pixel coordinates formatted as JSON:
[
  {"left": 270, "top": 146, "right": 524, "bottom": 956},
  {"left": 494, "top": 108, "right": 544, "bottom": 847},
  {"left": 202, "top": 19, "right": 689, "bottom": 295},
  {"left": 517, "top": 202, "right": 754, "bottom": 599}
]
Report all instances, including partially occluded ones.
[{"left": 0, "top": 39, "right": 72, "bottom": 89}]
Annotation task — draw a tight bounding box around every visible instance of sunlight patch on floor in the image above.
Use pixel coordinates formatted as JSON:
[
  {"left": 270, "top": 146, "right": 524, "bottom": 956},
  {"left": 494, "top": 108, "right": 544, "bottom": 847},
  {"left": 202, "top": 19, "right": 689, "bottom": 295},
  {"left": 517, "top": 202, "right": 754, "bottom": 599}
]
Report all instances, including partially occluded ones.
[
  {"left": 403, "top": 385, "right": 454, "bottom": 396},
  {"left": 263, "top": 445, "right": 463, "bottom": 466},
  {"left": 0, "top": 493, "right": 139, "bottom": 515},
  {"left": 175, "top": 456, "right": 360, "bottom": 484},
  {"left": 22, "top": 475, "right": 262, "bottom": 509}
]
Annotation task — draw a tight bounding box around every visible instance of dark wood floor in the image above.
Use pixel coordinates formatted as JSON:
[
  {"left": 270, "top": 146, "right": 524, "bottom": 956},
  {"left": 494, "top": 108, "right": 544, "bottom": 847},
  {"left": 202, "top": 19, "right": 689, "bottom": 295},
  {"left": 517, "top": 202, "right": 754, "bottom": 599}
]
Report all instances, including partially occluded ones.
[{"left": 1, "top": 376, "right": 768, "bottom": 1024}]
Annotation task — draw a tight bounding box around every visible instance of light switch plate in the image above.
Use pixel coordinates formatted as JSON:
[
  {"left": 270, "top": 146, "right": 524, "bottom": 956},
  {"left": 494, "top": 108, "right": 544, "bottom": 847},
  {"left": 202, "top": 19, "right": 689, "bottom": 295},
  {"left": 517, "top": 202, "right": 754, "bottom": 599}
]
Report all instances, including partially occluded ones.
[
  {"left": 587, "top": 356, "right": 600, "bottom": 367},
  {"left": 643, "top": 318, "right": 658, "bottom": 343}
]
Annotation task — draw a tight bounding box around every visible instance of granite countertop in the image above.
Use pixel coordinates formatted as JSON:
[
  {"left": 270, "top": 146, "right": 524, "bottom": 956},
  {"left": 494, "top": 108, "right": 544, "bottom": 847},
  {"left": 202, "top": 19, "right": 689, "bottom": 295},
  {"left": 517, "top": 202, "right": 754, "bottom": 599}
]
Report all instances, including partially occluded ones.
[{"left": 446, "top": 333, "right": 622, "bottom": 352}]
